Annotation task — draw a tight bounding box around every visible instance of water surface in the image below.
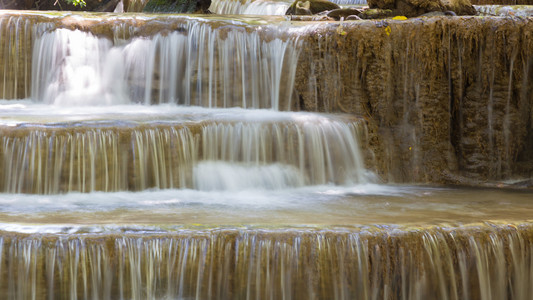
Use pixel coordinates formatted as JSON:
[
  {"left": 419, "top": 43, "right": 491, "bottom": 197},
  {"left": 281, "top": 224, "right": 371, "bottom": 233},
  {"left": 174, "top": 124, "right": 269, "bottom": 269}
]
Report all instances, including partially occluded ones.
[{"left": 0, "top": 184, "right": 531, "bottom": 232}]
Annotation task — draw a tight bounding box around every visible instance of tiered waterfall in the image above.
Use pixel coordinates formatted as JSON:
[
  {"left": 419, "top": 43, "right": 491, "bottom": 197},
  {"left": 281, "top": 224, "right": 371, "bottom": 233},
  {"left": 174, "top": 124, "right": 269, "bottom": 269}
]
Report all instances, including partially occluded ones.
[{"left": 0, "top": 8, "right": 532, "bottom": 300}]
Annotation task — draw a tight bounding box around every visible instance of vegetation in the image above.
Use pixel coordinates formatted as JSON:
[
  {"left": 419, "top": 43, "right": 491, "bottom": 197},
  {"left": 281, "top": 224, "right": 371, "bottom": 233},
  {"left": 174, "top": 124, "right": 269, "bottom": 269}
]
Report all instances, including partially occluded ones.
[{"left": 65, "top": 0, "right": 86, "bottom": 6}]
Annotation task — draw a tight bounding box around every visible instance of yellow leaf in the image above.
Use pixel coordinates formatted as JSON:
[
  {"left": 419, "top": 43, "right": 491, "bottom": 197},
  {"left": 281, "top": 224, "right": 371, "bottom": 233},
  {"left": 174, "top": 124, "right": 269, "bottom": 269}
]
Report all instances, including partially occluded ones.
[
  {"left": 392, "top": 16, "right": 408, "bottom": 20},
  {"left": 385, "top": 26, "right": 391, "bottom": 36},
  {"left": 336, "top": 25, "right": 347, "bottom": 36}
]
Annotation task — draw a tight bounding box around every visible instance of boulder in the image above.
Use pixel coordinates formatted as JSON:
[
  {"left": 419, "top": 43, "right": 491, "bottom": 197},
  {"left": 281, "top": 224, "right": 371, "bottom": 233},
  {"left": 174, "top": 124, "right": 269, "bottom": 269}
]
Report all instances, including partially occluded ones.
[
  {"left": 285, "top": 0, "right": 340, "bottom": 15},
  {"left": 294, "top": 1, "right": 312, "bottom": 15}
]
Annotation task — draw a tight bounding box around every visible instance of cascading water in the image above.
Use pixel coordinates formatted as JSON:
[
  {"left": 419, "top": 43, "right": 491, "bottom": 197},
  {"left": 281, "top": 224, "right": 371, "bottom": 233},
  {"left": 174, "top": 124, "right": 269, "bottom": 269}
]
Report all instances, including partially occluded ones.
[
  {"left": 209, "top": 0, "right": 292, "bottom": 15},
  {"left": 0, "top": 106, "right": 367, "bottom": 193},
  {"left": 31, "top": 22, "right": 300, "bottom": 109},
  {"left": 0, "top": 9, "right": 532, "bottom": 300}
]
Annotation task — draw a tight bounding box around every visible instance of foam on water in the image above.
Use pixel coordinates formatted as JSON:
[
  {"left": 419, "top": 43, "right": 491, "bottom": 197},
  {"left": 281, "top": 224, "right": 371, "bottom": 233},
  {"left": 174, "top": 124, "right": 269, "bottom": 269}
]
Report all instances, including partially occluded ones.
[{"left": 193, "top": 161, "right": 307, "bottom": 190}]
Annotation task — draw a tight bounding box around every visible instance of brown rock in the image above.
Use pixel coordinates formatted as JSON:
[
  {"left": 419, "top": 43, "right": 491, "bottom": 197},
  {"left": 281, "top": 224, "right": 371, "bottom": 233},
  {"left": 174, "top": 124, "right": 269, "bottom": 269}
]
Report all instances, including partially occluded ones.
[{"left": 441, "top": 0, "right": 476, "bottom": 15}]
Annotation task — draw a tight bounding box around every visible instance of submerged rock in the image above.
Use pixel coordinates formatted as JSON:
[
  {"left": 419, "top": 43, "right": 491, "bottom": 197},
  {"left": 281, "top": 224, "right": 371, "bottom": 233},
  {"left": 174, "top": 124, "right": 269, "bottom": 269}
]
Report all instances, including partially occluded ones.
[
  {"left": 143, "top": 0, "right": 211, "bottom": 13},
  {"left": 285, "top": 0, "right": 340, "bottom": 15},
  {"left": 367, "top": 0, "right": 476, "bottom": 17}
]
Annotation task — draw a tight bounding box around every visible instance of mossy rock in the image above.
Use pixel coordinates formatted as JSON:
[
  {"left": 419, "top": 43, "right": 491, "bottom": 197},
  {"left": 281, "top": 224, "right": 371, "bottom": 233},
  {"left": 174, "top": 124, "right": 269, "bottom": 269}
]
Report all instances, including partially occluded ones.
[
  {"left": 285, "top": 0, "right": 340, "bottom": 15},
  {"left": 143, "top": 0, "right": 211, "bottom": 13}
]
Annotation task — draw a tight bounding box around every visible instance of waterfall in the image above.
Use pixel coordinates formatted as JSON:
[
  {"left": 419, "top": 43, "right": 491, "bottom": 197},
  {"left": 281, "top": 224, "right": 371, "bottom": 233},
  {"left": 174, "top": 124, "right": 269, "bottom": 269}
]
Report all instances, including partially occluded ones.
[
  {"left": 0, "top": 10, "right": 532, "bottom": 300},
  {"left": 209, "top": 0, "right": 292, "bottom": 15},
  {"left": 0, "top": 225, "right": 531, "bottom": 299},
  {"left": 0, "top": 109, "right": 368, "bottom": 193},
  {"left": 30, "top": 23, "right": 301, "bottom": 109},
  {"left": 208, "top": 0, "right": 368, "bottom": 15},
  {"left": 0, "top": 16, "right": 48, "bottom": 100}
]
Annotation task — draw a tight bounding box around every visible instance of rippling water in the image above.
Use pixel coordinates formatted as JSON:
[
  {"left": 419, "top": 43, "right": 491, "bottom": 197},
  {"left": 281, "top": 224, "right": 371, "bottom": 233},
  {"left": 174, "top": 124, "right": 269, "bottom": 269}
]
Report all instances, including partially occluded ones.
[{"left": 0, "top": 184, "right": 531, "bottom": 231}]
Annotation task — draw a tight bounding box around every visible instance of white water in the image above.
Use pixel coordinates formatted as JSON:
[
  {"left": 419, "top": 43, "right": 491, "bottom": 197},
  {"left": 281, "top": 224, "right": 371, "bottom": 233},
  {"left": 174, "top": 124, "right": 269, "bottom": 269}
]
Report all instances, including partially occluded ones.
[
  {"left": 194, "top": 161, "right": 307, "bottom": 190},
  {"left": 209, "top": 0, "right": 291, "bottom": 15},
  {"left": 31, "top": 25, "right": 301, "bottom": 109}
]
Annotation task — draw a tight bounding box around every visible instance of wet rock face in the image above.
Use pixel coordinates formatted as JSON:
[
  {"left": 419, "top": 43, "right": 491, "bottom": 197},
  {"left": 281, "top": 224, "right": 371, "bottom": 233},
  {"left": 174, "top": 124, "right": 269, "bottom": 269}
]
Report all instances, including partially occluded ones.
[
  {"left": 367, "top": 0, "right": 476, "bottom": 17},
  {"left": 143, "top": 0, "right": 211, "bottom": 13},
  {"left": 294, "top": 17, "right": 533, "bottom": 183}
]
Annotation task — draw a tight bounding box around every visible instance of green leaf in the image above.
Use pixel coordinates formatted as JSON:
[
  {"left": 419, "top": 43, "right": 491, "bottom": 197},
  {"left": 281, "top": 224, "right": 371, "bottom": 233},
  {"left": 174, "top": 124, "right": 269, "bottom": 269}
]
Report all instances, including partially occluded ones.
[{"left": 65, "top": 0, "right": 87, "bottom": 7}]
